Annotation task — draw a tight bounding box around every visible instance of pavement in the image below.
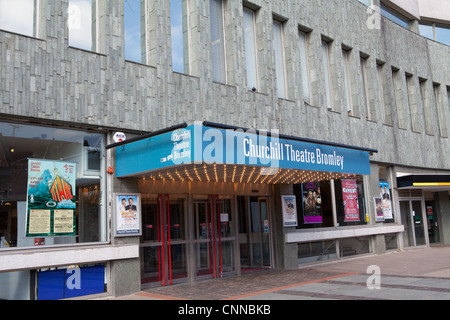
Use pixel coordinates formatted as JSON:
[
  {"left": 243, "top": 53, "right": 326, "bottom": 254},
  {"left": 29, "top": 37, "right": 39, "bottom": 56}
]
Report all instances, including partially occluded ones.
[{"left": 93, "top": 246, "right": 450, "bottom": 301}]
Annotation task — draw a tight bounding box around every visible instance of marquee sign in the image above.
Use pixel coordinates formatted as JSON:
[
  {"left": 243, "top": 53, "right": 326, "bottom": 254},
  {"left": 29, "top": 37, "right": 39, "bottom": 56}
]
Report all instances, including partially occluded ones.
[{"left": 115, "top": 124, "right": 371, "bottom": 178}]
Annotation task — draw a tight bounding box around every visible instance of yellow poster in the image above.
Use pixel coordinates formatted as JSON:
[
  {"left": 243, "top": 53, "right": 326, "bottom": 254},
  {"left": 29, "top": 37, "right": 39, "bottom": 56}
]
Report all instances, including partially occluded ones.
[
  {"left": 28, "top": 210, "right": 51, "bottom": 234},
  {"left": 54, "top": 210, "right": 74, "bottom": 233}
]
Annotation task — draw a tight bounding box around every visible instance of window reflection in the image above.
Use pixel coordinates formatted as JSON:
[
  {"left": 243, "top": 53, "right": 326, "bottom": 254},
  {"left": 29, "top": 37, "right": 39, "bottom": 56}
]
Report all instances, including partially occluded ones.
[
  {"left": 68, "top": 0, "right": 95, "bottom": 51},
  {"left": 0, "top": 0, "right": 37, "bottom": 37},
  {"left": 124, "top": 0, "right": 146, "bottom": 63}
]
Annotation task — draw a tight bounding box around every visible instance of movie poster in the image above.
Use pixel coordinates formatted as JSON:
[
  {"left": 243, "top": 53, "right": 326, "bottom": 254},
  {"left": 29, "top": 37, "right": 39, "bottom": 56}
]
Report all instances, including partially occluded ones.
[
  {"left": 302, "top": 182, "right": 323, "bottom": 224},
  {"left": 374, "top": 197, "right": 384, "bottom": 222},
  {"left": 26, "top": 159, "right": 77, "bottom": 237},
  {"left": 114, "top": 193, "right": 142, "bottom": 236},
  {"left": 282, "top": 195, "right": 298, "bottom": 227},
  {"left": 342, "top": 179, "right": 360, "bottom": 222}
]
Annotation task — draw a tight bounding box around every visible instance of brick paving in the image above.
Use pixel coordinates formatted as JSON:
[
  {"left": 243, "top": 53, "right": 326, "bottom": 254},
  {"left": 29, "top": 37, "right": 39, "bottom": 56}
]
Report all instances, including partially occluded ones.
[
  {"left": 95, "top": 246, "right": 450, "bottom": 300},
  {"left": 136, "top": 269, "right": 354, "bottom": 300}
]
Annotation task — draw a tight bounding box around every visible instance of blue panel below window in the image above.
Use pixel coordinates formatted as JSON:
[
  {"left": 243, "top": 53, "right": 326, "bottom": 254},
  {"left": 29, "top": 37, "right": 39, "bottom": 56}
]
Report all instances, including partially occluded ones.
[
  {"left": 38, "top": 270, "right": 65, "bottom": 300},
  {"left": 64, "top": 266, "right": 105, "bottom": 298}
]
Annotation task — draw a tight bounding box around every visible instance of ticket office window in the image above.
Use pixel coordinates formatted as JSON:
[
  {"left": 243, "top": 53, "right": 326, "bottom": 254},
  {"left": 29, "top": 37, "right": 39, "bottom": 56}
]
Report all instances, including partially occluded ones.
[{"left": 0, "top": 121, "right": 106, "bottom": 249}]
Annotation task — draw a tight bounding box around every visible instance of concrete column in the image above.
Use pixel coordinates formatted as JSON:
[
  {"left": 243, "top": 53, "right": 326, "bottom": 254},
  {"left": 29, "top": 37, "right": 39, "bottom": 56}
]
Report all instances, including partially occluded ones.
[{"left": 273, "top": 184, "right": 297, "bottom": 269}]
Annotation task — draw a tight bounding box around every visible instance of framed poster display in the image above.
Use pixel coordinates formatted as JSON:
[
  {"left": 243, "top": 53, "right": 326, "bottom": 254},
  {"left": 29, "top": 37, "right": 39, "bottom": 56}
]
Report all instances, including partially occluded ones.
[
  {"left": 302, "top": 182, "right": 323, "bottom": 224},
  {"left": 26, "top": 159, "right": 77, "bottom": 237},
  {"left": 282, "top": 195, "right": 298, "bottom": 227},
  {"left": 379, "top": 181, "right": 393, "bottom": 220},
  {"left": 374, "top": 197, "right": 384, "bottom": 222},
  {"left": 114, "top": 193, "right": 142, "bottom": 237},
  {"left": 342, "top": 179, "right": 360, "bottom": 222}
]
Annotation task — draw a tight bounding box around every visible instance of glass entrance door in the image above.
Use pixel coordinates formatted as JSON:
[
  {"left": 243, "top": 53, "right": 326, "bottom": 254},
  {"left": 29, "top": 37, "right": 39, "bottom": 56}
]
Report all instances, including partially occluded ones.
[
  {"left": 194, "top": 196, "right": 235, "bottom": 279},
  {"left": 140, "top": 195, "right": 187, "bottom": 287},
  {"left": 400, "top": 199, "right": 427, "bottom": 247},
  {"left": 238, "top": 197, "right": 272, "bottom": 270}
]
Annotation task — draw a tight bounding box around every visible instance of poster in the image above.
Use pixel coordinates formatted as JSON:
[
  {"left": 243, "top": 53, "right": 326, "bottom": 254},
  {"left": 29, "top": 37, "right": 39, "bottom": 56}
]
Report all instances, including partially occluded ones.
[
  {"left": 282, "top": 195, "right": 298, "bottom": 227},
  {"left": 342, "top": 179, "right": 360, "bottom": 222},
  {"left": 374, "top": 197, "right": 384, "bottom": 222},
  {"left": 26, "top": 159, "right": 76, "bottom": 237},
  {"left": 302, "top": 182, "right": 323, "bottom": 224},
  {"left": 379, "top": 181, "right": 393, "bottom": 220},
  {"left": 114, "top": 193, "right": 142, "bottom": 236}
]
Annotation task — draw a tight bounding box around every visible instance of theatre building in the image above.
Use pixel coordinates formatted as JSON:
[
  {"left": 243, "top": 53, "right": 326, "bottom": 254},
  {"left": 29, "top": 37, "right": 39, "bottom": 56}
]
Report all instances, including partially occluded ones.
[{"left": 0, "top": 0, "right": 449, "bottom": 299}]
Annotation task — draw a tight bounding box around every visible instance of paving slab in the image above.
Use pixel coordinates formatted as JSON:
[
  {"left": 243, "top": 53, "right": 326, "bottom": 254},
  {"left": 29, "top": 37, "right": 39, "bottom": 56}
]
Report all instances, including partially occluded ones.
[{"left": 92, "top": 246, "right": 450, "bottom": 301}]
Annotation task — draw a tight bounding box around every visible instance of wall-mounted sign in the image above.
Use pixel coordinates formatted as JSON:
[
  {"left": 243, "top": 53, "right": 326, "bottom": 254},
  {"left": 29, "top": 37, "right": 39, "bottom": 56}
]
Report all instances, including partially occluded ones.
[
  {"left": 113, "top": 132, "right": 126, "bottom": 143},
  {"left": 114, "top": 193, "right": 142, "bottom": 237},
  {"left": 26, "top": 159, "right": 77, "bottom": 237}
]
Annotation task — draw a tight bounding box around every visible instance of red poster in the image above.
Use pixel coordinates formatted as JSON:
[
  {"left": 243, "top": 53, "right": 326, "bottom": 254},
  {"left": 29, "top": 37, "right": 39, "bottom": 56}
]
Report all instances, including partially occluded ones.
[{"left": 342, "top": 179, "right": 360, "bottom": 222}]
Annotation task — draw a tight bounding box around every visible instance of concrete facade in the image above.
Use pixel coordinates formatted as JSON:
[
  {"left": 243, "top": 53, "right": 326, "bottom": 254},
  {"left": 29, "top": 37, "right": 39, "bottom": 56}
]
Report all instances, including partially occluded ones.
[
  {"left": 0, "top": 0, "right": 449, "bottom": 173},
  {"left": 0, "top": 0, "right": 449, "bottom": 298}
]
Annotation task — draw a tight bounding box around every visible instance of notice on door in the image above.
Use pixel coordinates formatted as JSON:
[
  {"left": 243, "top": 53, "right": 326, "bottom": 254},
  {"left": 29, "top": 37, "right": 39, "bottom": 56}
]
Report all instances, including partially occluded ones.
[{"left": 28, "top": 210, "right": 51, "bottom": 235}]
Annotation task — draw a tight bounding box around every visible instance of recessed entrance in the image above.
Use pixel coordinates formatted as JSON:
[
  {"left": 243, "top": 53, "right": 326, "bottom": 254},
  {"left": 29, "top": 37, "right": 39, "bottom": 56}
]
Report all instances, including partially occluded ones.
[
  {"left": 238, "top": 196, "right": 272, "bottom": 271},
  {"left": 193, "top": 196, "right": 235, "bottom": 279},
  {"left": 140, "top": 195, "right": 188, "bottom": 287}
]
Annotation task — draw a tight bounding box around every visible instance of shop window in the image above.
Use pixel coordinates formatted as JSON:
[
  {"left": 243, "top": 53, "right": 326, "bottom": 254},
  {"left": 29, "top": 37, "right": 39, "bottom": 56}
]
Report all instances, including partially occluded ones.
[
  {"left": 68, "top": 0, "right": 97, "bottom": 52},
  {"left": 124, "top": 0, "right": 147, "bottom": 64},
  {"left": 294, "top": 176, "right": 368, "bottom": 229},
  {"left": 334, "top": 176, "right": 368, "bottom": 227},
  {"left": 0, "top": 121, "right": 106, "bottom": 250},
  {"left": 293, "top": 180, "right": 334, "bottom": 229},
  {"left": 0, "top": 0, "right": 40, "bottom": 38}
]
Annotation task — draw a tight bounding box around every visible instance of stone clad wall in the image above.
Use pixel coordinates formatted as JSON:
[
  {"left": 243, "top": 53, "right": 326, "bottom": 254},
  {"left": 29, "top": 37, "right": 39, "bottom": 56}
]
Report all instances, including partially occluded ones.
[{"left": 0, "top": 0, "right": 449, "bottom": 170}]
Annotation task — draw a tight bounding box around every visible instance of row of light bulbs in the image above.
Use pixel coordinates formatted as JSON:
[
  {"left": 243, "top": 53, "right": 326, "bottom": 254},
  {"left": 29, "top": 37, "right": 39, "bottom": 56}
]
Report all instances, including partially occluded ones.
[{"left": 141, "top": 164, "right": 357, "bottom": 185}]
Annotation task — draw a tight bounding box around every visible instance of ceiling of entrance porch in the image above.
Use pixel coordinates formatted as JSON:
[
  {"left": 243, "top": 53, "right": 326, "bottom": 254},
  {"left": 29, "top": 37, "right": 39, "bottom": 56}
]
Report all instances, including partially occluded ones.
[{"left": 138, "top": 163, "right": 357, "bottom": 185}]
